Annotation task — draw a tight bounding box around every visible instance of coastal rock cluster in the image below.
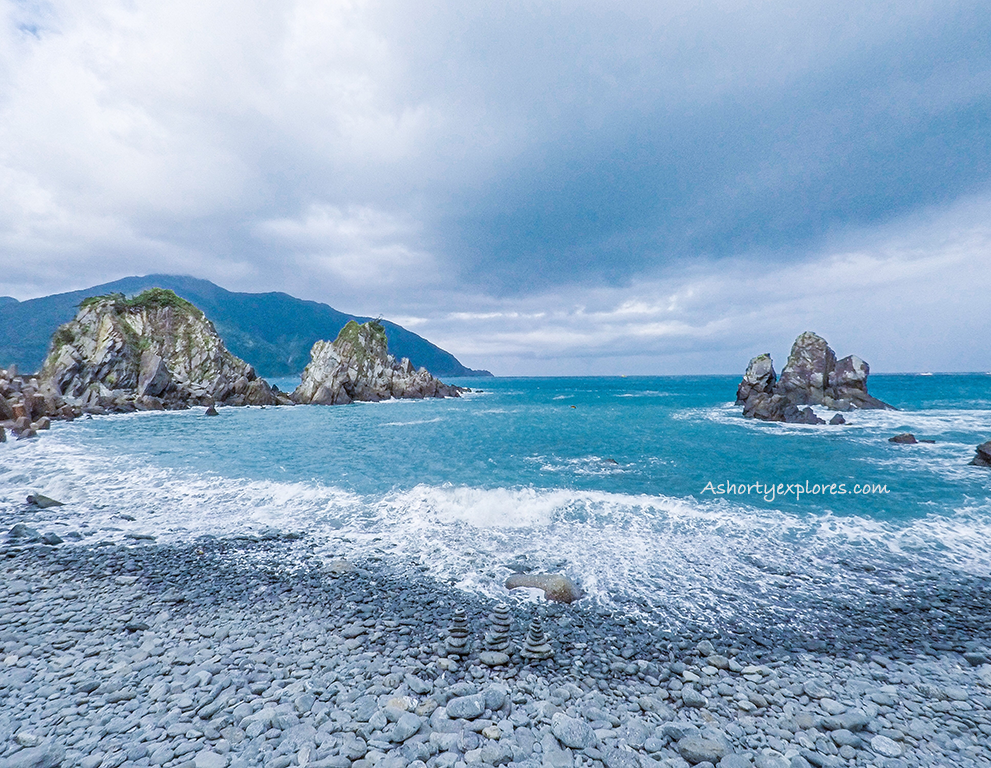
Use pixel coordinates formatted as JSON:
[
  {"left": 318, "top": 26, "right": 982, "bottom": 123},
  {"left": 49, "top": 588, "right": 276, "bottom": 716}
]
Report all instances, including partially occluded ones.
[
  {"left": 38, "top": 290, "right": 285, "bottom": 413},
  {"left": 2, "top": 534, "right": 990, "bottom": 768},
  {"left": 2, "top": 292, "right": 468, "bottom": 438},
  {"left": 0, "top": 365, "right": 72, "bottom": 441},
  {"left": 737, "top": 332, "right": 893, "bottom": 424},
  {"left": 293, "top": 320, "right": 463, "bottom": 405}
]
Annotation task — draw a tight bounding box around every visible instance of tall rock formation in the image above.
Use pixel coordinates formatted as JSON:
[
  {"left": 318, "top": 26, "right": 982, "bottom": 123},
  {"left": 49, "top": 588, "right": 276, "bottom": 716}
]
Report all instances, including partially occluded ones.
[
  {"left": 293, "top": 320, "right": 463, "bottom": 405},
  {"left": 39, "top": 289, "right": 282, "bottom": 412},
  {"left": 737, "top": 332, "right": 893, "bottom": 423}
]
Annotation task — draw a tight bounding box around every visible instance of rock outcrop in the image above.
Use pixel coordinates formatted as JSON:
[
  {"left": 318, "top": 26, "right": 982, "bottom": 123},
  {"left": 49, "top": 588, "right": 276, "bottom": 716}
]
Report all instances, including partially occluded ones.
[
  {"left": 969, "top": 441, "right": 991, "bottom": 468},
  {"left": 38, "top": 289, "right": 286, "bottom": 413},
  {"left": 0, "top": 365, "right": 73, "bottom": 439},
  {"left": 737, "top": 332, "right": 893, "bottom": 423},
  {"left": 293, "top": 320, "right": 463, "bottom": 405}
]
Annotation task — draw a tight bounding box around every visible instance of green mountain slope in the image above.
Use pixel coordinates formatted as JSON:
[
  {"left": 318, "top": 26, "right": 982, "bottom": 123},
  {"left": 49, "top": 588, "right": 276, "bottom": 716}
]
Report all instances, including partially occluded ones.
[{"left": 0, "top": 275, "right": 491, "bottom": 378}]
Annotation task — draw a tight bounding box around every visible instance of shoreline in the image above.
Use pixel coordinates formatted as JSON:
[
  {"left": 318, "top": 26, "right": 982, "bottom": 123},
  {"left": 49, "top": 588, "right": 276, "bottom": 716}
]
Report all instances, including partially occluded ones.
[{"left": 2, "top": 535, "right": 990, "bottom": 768}]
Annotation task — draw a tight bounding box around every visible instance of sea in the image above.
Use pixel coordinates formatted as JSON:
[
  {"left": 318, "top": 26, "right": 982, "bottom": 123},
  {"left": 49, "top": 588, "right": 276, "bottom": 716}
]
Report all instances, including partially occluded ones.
[{"left": 3, "top": 374, "right": 991, "bottom": 635}]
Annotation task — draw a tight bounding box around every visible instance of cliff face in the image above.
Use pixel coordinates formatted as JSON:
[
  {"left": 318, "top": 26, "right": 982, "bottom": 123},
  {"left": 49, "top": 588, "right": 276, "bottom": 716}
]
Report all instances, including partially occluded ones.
[
  {"left": 293, "top": 320, "right": 463, "bottom": 405},
  {"left": 39, "top": 289, "right": 279, "bottom": 410},
  {"left": 737, "top": 332, "right": 893, "bottom": 423}
]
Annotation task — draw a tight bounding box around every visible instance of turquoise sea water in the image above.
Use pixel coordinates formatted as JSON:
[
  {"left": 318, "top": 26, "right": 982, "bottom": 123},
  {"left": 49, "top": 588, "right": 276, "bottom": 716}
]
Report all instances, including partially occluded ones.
[{"left": 3, "top": 374, "right": 991, "bottom": 627}]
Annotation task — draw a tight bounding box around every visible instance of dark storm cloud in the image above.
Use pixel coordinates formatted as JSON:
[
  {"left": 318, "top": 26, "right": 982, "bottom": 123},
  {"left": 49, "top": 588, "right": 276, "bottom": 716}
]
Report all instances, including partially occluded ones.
[{"left": 427, "top": 1, "right": 991, "bottom": 292}]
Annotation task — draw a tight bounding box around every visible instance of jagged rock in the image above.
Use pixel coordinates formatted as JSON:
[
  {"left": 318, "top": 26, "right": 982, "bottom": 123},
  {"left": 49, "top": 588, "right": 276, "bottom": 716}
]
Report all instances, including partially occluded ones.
[
  {"left": 27, "top": 494, "right": 64, "bottom": 509},
  {"left": 504, "top": 572, "right": 584, "bottom": 604},
  {"left": 970, "top": 440, "right": 991, "bottom": 468},
  {"left": 889, "top": 433, "right": 918, "bottom": 444},
  {"left": 38, "top": 289, "right": 278, "bottom": 411},
  {"left": 137, "top": 350, "right": 172, "bottom": 397},
  {"left": 776, "top": 331, "right": 836, "bottom": 403},
  {"left": 205, "top": 405, "right": 219, "bottom": 416},
  {"left": 520, "top": 614, "right": 554, "bottom": 660},
  {"left": 736, "top": 354, "right": 777, "bottom": 404},
  {"left": 829, "top": 414, "right": 846, "bottom": 425},
  {"left": 445, "top": 607, "right": 471, "bottom": 658},
  {"left": 738, "top": 332, "right": 893, "bottom": 423},
  {"left": 293, "top": 320, "right": 462, "bottom": 405},
  {"left": 484, "top": 603, "right": 512, "bottom": 654},
  {"left": 782, "top": 404, "right": 826, "bottom": 425},
  {"left": 8, "top": 523, "right": 42, "bottom": 542}
]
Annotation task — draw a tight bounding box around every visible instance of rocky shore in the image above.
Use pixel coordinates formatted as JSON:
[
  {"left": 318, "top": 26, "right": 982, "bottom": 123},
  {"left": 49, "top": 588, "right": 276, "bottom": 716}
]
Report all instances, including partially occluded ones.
[{"left": 2, "top": 524, "right": 990, "bottom": 768}]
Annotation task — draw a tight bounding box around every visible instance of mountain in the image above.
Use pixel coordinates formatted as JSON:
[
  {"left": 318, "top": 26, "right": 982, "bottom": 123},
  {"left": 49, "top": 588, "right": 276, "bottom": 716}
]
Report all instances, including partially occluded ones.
[{"left": 0, "top": 275, "right": 492, "bottom": 378}]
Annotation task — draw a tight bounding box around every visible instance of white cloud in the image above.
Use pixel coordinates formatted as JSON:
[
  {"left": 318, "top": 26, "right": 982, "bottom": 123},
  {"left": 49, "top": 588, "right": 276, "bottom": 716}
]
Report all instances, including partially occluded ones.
[{"left": 257, "top": 203, "right": 438, "bottom": 288}]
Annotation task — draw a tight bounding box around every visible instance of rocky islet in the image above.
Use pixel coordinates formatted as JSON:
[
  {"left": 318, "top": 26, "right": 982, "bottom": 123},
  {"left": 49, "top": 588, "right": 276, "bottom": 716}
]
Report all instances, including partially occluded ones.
[
  {"left": 39, "top": 289, "right": 285, "bottom": 413},
  {"left": 293, "top": 320, "right": 463, "bottom": 405},
  {"left": 737, "top": 333, "right": 893, "bottom": 425}
]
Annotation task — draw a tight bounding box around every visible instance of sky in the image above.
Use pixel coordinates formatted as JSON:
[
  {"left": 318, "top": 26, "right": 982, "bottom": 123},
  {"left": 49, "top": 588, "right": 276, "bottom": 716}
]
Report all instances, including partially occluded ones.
[{"left": 1, "top": 0, "right": 989, "bottom": 375}]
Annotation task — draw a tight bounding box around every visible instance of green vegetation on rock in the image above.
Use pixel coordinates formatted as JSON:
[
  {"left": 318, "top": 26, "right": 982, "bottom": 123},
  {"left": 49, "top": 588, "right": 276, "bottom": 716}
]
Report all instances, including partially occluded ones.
[
  {"left": 80, "top": 288, "right": 202, "bottom": 316},
  {"left": 51, "top": 326, "right": 75, "bottom": 349}
]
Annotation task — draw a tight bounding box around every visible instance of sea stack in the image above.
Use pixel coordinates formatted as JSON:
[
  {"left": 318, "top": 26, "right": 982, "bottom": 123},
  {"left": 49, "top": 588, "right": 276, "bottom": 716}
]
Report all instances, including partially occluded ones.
[
  {"left": 38, "top": 289, "right": 283, "bottom": 413},
  {"left": 293, "top": 320, "right": 463, "bottom": 405},
  {"left": 737, "top": 332, "right": 893, "bottom": 424}
]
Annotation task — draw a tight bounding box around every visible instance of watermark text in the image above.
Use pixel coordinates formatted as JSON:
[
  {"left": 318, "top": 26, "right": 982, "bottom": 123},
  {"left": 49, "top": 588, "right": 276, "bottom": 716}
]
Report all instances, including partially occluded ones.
[{"left": 700, "top": 480, "right": 889, "bottom": 503}]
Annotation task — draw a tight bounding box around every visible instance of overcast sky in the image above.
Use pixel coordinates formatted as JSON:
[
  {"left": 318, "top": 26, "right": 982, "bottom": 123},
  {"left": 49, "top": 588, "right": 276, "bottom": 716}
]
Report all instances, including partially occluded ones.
[{"left": 1, "top": 0, "right": 989, "bottom": 374}]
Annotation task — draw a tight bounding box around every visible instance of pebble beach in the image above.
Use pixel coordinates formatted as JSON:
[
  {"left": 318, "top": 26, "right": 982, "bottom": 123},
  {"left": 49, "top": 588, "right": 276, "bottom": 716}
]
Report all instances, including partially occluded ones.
[{"left": 3, "top": 522, "right": 990, "bottom": 768}]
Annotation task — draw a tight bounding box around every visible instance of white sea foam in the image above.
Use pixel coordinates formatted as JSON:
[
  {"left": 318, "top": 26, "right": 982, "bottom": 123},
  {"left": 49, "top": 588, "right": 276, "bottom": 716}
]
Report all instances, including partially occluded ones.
[
  {"left": 615, "top": 391, "right": 674, "bottom": 398},
  {"left": 699, "top": 401, "right": 991, "bottom": 437},
  {"left": 380, "top": 417, "right": 445, "bottom": 427},
  {"left": 527, "top": 455, "right": 632, "bottom": 476},
  {"left": 5, "top": 427, "right": 991, "bottom": 630}
]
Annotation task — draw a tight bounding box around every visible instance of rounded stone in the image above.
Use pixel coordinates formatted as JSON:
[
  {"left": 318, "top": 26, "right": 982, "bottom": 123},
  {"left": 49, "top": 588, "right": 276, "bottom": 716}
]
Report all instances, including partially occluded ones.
[
  {"left": 193, "top": 751, "right": 228, "bottom": 768},
  {"left": 445, "top": 694, "right": 486, "bottom": 720},
  {"left": 681, "top": 685, "right": 708, "bottom": 708},
  {"left": 870, "top": 735, "right": 903, "bottom": 758},
  {"left": 391, "top": 713, "right": 422, "bottom": 742},
  {"left": 551, "top": 713, "right": 595, "bottom": 750},
  {"left": 678, "top": 736, "right": 729, "bottom": 765},
  {"left": 479, "top": 651, "right": 510, "bottom": 667}
]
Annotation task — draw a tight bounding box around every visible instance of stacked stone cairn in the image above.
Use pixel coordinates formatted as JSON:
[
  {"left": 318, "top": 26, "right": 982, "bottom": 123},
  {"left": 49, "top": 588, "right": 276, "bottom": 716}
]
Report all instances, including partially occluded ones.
[
  {"left": 441, "top": 604, "right": 556, "bottom": 664},
  {"left": 445, "top": 607, "right": 472, "bottom": 658},
  {"left": 484, "top": 603, "right": 512, "bottom": 653},
  {"left": 520, "top": 613, "right": 555, "bottom": 660}
]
